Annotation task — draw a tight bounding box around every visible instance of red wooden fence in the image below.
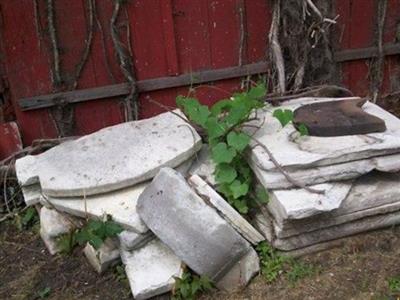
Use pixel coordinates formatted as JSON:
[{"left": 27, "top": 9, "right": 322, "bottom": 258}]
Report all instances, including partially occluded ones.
[{"left": 0, "top": 0, "right": 399, "bottom": 157}]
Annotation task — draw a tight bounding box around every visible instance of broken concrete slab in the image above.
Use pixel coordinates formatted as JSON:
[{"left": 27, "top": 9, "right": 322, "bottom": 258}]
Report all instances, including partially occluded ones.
[
  {"left": 118, "top": 230, "right": 155, "bottom": 251},
  {"left": 16, "top": 110, "right": 202, "bottom": 197},
  {"left": 188, "top": 174, "right": 264, "bottom": 245},
  {"left": 84, "top": 238, "right": 120, "bottom": 274},
  {"left": 120, "top": 239, "right": 183, "bottom": 300},
  {"left": 271, "top": 172, "right": 400, "bottom": 238},
  {"left": 39, "top": 206, "right": 77, "bottom": 255},
  {"left": 137, "top": 168, "right": 250, "bottom": 281},
  {"left": 250, "top": 152, "right": 400, "bottom": 190},
  {"left": 22, "top": 184, "right": 41, "bottom": 206},
  {"left": 267, "top": 181, "right": 353, "bottom": 222},
  {"left": 263, "top": 209, "right": 400, "bottom": 251},
  {"left": 248, "top": 99, "right": 400, "bottom": 172},
  {"left": 216, "top": 247, "right": 260, "bottom": 292},
  {"left": 188, "top": 145, "right": 216, "bottom": 186},
  {"left": 40, "top": 182, "right": 149, "bottom": 233}
]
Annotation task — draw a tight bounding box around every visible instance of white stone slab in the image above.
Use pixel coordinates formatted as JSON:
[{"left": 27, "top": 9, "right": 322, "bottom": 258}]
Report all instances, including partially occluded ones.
[
  {"left": 251, "top": 153, "right": 400, "bottom": 189},
  {"left": 248, "top": 98, "right": 400, "bottom": 171},
  {"left": 39, "top": 207, "right": 76, "bottom": 255},
  {"left": 118, "top": 230, "right": 155, "bottom": 251},
  {"left": 16, "top": 110, "right": 202, "bottom": 196},
  {"left": 83, "top": 238, "right": 120, "bottom": 274},
  {"left": 22, "top": 184, "right": 41, "bottom": 206},
  {"left": 272, "top": 172, "right": 400, "bottom": 238},
  {"left": 121, "top": 239, "right": 183, "bottom": 300},
  {"left": 188, "top": 145, "right": 216, "bottom": 186},
  {"left": 188, "top": 174, "right": 264, "bottom": 245},
  {"left": 40, "top": 182, "right": 149, "bottom": 233},
  {"left": 267, "top": 181, "right": 352, "bottom": 222},
  {"left": 271, "top": 209, "right": 400, "bottom": 251},
  {"left": 216, "top": 247, "right": 260, "bottom": 292}
]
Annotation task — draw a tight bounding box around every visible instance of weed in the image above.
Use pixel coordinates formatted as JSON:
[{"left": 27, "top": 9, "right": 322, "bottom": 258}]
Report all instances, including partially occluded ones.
[
  {"left": 388, "top": 276, "right": 400, "bottom": 293},
  {"left": 37, "top": 287, "right": 51, "bottom": 298},
  {"left": 177, "top": 84, "right": 269, "bottom": 214},
  {"left": 14, "top": 207, "right": 39, "bottom": 231},
  {"left": 286, "top": 260, "right": 316, "bottom": 284},
  {"left": 173, "top": 270, "right": 213, "bottom": 300}
]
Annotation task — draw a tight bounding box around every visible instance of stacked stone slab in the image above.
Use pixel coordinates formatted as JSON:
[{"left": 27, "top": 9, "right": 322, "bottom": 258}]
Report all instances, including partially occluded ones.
[
  {"left": 248, "top": 97, "right": 400, "bottom": 255},
  {"left": 15, "top": 111, "right": 204, "bottom": 299}
]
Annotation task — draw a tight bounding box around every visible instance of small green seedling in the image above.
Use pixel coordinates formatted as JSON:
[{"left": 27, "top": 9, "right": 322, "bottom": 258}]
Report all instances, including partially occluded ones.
[
  {"left": 388, "top": 276, "right": 400, "bottom": 293},
  {"left": 173, "top": 270, "right": 213, "bottom": 300},
  {"left": 37, "top": 287, "right": 51, "bottom": 299}
]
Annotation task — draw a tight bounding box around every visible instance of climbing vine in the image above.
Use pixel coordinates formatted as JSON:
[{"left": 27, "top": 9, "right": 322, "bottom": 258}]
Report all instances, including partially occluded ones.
[{"left": 177, "top": 84, "right": 269, "bottom": 214}]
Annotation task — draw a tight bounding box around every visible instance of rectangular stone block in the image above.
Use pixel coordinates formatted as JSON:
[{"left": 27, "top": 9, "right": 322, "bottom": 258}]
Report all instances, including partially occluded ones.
[
  {"left": 84, "top": 238, "right": 120, "bottom": 274},
  {"left": 137, "top": 168, "right": 251, "bottom": 281}
]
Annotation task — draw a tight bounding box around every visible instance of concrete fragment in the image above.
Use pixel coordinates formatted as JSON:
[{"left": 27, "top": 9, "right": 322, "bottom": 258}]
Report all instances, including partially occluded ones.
[
  {"left": 267, "top": 181, "right": 352, "bottom": 222},
  {"left": 16, "top": 111, "right": 202, "bottom": 197},
  {"left": 188, "top": 145, "right": 216, "bottom": 185},
  {"left": 188, "top": 174, "right": 264, "bottom": 245},
  {"left": 118, "top": 230, "right": 155, "bottom": 251},
  {"left": 22, "top": 184, "right": 41, "bottom": 206},
  {"left": 84, "top": 238, "right": 120, "bottom": 274},
  {"left": 121, "top": 239, "right": 183, "bottom": 300},
  {"left": 39, "top": 206, "right": 76, "bottom": 255},
  {"left": 137, "top": 168, "right": 250, "bottom": 281},
  {"left": 216, "top": 247, "right": 260, "bottom": 292},
  {"left": 250, "top": 153, "right": 400, "bottom": 189},
  {"left": 248, "top": 99, "right": 400, "bottom": 171},
  {"left": 271, "top": 209, "right": 400, "bottom": 251},
  {"left": 40, "top": 182, "right": 149, "bottom": 233}
]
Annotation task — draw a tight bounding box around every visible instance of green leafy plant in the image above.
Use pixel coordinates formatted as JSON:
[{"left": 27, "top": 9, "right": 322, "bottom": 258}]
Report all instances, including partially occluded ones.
[
  {"left": 75, "top": 217, "right": 123, "bottom": 249},
  {"left": 388, "top": 276, "right": 400, "bottom": 293},
  {"left": 14, "top": 207, "right": 39, "bottom": 230},
  {"left": 56, "top": 216, "right": 123, "bottom": 254},
  {"left": 37, "top": 287, "right": 51, "bottom": 299},
  {"left": 173, "top": 270, "right": 213, "bottom": 300},
  {"left": 272, "top": 108, "right": 309, "bottom": 136},
  {"left": 177, "top": 84, "right": 269, "bottom": 214},
  {"left": 257, "top": 241, "right": 315, "bottom": 284}
]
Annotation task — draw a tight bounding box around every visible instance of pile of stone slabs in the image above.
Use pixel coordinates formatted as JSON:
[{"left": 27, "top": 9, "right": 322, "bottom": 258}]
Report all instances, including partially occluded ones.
[{"left": 247, "top": 97, "right": 400, "bottom": 255}]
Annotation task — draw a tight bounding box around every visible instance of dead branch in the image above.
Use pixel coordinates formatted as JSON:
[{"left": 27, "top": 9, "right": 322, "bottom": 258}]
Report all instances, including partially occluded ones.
[
  {"left": 110, "top": 0, "right": 139, "bottom": 120},
  {"left": 46, "top": 0, "right": 62, "bottom": 87},
  {"left": 71, "top": 0, "right": 95, "bottom": 90},
  {"left": 250, "top": 136, "right": 325, "bottom": 194},
  {"left": 238, "top": 0, "right": 246, "bottom": 66}
]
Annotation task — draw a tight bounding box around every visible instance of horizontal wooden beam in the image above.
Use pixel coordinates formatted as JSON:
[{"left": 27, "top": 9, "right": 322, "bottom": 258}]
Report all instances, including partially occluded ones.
[
  {"left": 19, "top": 61, "right": 268, "bottom": 111},
  {"left": 334, "top": 43, "right": 400, "bottom": 62}
]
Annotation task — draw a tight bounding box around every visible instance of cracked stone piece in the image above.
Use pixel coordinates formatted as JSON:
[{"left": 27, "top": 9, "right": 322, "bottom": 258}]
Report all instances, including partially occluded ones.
[
  {"left": 137, "top": 168, "right": 250, "bottom": 281},
  {"left": 216, "top": 247, "right": 260, "bottom": 292},
  {"left": 272, "top": 172, "right": 400, "bottom": 238},
  {"left": 39, "top": 207, "right": 77, "bottom": 255},
  {"left": 188, "top": 174, "right": 264, "bottom": 245},
  {"left": 250, "top": 153, "right": 400, "bottom": 189},
  {"left": 120, "top": 239, "right": 183, "bottom": 300},
  {"left": 267, "top": 182, "right": 352, "bottom": 222},
  {"left": 40, "top": 182, "right": 149, "bottom": 233},
  {"left": 248, "top": 98, "right": 400, "bottom": 171},
  {"left": 118, "top": 230, "right": 155, "bottom": 251},
  {"left": 84, "top": 238, "right": 120, "bottom": 274},
  {"left": 271, "top": 209, "right": 400, "bottom": 251},
  {"left": 15, "top": 110, "right": 202, "bottom": 197},
  {"left": 22, "top": 184, "right": 41, "bottom": 206},
  {"left": 188, "top": 145, "right": 216, "bottom": 186}
]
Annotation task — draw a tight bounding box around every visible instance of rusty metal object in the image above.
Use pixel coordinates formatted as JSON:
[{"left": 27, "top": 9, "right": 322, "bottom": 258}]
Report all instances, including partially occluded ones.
[{"left": 293, "top": 98, "right": 387, "bottom": 136}]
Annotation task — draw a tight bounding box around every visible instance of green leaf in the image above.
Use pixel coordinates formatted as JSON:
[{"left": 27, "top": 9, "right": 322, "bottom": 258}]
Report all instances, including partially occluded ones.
[
  {"left": 104, "top": 221, "right": 123, "bottom": 237},
  {"left": 176, "top": 96, "right": 210, "bottom": 127},
  {"left": 273, "top": 109, "right": 294, "bottom": 127},
  {"left": 233, "top": 199, "right": 249, "bottom": 214},
  {"left": 211, "top": 143, "right": 236, "bottom": 164},
  {"left": 255, "top": 186, "right": 269, "bottom": 204},
  {"left": 247, "top": 83, "right": 266, "bottom": 99},
  {"left": 227, "top": 132, "right": 250, "bottom": 152},
  {"left": 229, "top": 180, "right": 249, "bottom": 199},
  {"left": 205, "top": 117, "right": 226, "bottom": 140},
  {"left": 38, "top": 287, "right": 51, "bottom": 299},
  {"left": 21, "top": 207, "right": 37, "bottom": 227},
  {"left": 297, "top": 123, "right": 309, "bottom": 136},
  {"left": 210, "top": 99, "right": 232, "bottom": 116},
  {"left": 215, "top": 164, "right": 237, "bottom": 184}
]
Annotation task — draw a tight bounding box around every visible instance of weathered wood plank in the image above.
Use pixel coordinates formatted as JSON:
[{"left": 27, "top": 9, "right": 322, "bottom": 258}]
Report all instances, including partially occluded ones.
[
  {"left": 334, "top": 43, "right": 400, "bottom": 62},
  {"left": 19, "top": 61, "right": 268, "bottom": 111}
]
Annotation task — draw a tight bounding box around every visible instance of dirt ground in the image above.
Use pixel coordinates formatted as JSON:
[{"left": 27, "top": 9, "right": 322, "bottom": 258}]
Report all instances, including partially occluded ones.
[{"left": 1, "top": 218, "right": 400, "bottom": 300}]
